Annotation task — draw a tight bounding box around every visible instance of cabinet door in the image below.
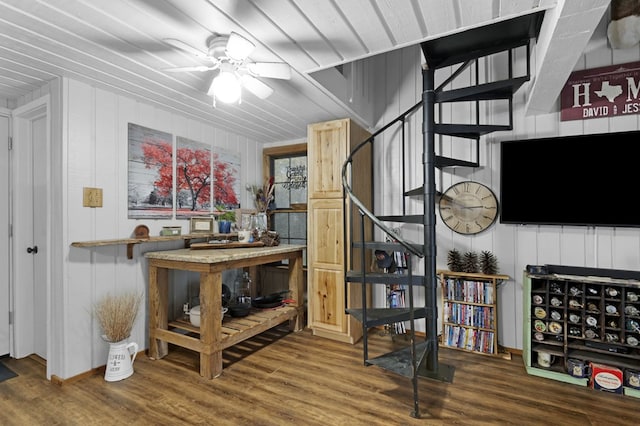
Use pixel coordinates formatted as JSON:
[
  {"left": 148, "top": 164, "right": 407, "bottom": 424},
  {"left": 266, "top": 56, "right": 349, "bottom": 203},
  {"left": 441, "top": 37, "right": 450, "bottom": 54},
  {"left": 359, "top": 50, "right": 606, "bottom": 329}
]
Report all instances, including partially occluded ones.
[
  {"left": 307, "top": 198, "right": 346, "bottom": 333},
  {"left": 307, "top": 119, "right": 348, "bottom": 199}
]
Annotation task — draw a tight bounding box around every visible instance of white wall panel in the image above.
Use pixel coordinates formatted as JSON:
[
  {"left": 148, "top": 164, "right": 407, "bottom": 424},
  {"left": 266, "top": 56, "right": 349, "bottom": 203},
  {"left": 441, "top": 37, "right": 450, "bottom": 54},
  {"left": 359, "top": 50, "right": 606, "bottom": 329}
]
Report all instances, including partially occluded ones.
[
  {"left": 57, "top": 78, "right": 263, "bottom": 379},
  {"left": 558, "top": 229, "right": 588, "bottom": 267},
  {"left": 64, "top": 78, "right": 96, "bottom": 376},
  {"left": 612, "top": 229, "right": 640, "bottom": 270}
]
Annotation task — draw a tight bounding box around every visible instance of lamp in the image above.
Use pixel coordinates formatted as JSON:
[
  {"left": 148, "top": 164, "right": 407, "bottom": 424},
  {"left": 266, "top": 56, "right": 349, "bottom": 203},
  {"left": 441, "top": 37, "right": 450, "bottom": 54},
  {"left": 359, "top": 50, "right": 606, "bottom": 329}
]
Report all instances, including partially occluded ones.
[{"left": 208, "top": 63, "right": 241, "bottom": 105}]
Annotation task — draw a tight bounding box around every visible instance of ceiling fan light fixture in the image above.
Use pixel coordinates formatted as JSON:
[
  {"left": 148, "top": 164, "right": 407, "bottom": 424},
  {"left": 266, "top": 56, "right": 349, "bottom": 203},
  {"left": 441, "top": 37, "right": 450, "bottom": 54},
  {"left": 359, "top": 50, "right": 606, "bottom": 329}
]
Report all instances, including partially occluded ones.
[
  {"left": 209, "top": 69, "right": 241, "bottom": 104},
  {"left": 240, "top": 74, "right": 274, "bottom": 99},
  {"left": 226, "top": 32, "right": 255, "bottom": 61}
]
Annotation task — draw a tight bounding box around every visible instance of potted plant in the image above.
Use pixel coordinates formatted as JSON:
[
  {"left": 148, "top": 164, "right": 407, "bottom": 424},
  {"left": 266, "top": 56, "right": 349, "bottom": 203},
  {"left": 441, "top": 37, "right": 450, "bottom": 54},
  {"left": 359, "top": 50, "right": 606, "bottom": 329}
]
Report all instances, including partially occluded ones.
[
  {"left": 218, "top": 210, "right": 235, "bottom": 234},
  {"left": 93, "top": 291, "right": 143, "bottom": 381}
]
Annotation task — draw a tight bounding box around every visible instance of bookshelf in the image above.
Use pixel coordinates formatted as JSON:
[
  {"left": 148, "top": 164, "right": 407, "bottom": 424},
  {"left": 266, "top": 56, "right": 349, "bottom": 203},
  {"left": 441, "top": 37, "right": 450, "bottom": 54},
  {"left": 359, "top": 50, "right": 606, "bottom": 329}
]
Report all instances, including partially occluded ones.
[
  {"left": 438, "top": 270, "right": 510, "bottom": 357},
  {"left": 380, "top": 230, "right": 407, "bottom": 336}
]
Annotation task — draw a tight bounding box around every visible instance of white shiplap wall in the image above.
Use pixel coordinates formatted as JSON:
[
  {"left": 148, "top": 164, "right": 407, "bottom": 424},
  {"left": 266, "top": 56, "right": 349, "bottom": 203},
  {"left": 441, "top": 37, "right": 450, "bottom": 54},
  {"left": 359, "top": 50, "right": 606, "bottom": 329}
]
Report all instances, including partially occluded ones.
[
  {"left": 14, "top": 77, "right": 263, "bottom": 379},
  {"left": 371, "top": 19, "right": 640, "bottom": 351}
]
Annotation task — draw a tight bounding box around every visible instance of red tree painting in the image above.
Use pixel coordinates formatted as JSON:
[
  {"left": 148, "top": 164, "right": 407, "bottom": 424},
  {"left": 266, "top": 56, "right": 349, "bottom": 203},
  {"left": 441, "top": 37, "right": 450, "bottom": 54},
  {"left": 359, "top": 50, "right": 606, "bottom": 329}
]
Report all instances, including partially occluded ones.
[
  {"left": 128, "top": 123, "right": 174, "bottom": 218},
  {"left": 141, "top": 140, "right": 173, "bottom": 202},
  {"left": 212, "top": 150, "right": 239, "bottom": 208},
  {"left": 141, "top": 138, "right": 239, "bottom": 213},
  {"left": 175, "top": 143, "right": 211, "bottom": 211}
]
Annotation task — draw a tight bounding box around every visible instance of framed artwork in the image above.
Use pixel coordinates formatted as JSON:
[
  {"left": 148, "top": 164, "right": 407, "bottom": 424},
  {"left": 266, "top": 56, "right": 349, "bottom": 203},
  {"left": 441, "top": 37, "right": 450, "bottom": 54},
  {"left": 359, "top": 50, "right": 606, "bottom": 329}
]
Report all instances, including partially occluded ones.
[
  {"left": 190, "top": 217, "right": 214, "bottom": 234},
  {"left": 212, "top": 147, "right": 241, "bottom": 210},
  {"left": 127, "top": 123, "right": 173, "bottom": 219},
  {"left": 176, "top": 136, "right": 211, "bottom": 218},
  {"left": 127, "top": 124, "right": 242, "bottom": 221}
]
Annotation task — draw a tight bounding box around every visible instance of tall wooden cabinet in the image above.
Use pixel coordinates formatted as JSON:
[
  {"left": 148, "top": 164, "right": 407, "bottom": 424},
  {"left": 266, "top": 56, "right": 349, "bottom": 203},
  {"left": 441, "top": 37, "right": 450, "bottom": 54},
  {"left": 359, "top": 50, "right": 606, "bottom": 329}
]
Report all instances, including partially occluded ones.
[{"left": 307, "top": 118, "right": 371, "bottom": 344}]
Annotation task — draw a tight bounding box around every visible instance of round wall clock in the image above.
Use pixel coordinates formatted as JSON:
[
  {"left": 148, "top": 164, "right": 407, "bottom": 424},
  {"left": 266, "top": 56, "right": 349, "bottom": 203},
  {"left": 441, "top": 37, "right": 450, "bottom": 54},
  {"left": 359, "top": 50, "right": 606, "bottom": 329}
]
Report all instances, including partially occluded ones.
[{"left": 438, "top": 181, "right": 498, "bottom": 235}]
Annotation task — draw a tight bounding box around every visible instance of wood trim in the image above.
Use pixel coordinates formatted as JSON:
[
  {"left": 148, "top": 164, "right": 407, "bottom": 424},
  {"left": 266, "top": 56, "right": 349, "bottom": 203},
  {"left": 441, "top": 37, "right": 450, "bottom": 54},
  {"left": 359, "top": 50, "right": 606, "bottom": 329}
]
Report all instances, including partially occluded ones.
[
  {"left": 262, "top": 142, "right": 307, "bottom": 183},
  {"left": 49, "top": 350, "right": 147, "bottom": 385},
  {"left": 262, "top": 142, "right": 307, "bottom": 157}
]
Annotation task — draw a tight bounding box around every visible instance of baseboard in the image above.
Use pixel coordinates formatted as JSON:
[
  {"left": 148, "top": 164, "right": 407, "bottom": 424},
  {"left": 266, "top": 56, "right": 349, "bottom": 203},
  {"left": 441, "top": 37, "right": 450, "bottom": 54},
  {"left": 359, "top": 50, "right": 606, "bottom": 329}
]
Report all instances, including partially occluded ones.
[{"left": 50, "top": 350, "right": 145, "bottom": 386}]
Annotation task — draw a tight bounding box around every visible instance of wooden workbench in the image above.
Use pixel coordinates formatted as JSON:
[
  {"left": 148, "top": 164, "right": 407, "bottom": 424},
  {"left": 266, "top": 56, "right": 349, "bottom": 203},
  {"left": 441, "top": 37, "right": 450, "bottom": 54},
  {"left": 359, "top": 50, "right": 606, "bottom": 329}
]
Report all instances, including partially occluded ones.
[{"left": 144, "top": 244, "right": 305, "bottom": 379}]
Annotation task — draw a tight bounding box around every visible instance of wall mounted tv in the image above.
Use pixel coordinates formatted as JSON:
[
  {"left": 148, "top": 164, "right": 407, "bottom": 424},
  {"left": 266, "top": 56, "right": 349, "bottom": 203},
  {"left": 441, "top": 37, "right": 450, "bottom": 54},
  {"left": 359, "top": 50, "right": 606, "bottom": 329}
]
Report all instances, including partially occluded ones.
[{"left": 500, "top": 130, "right": 640, "bottom": 228}]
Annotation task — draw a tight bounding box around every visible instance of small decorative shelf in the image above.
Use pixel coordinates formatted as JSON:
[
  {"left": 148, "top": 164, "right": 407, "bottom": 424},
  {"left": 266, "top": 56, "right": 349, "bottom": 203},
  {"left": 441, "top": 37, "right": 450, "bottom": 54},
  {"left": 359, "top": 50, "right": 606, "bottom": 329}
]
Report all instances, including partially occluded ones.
[
  {"left": 438, "top": 270, "right": 511, "bottom": 358},
  {"left": 71, "top": 233, "right": 229, "bottom": 259}
]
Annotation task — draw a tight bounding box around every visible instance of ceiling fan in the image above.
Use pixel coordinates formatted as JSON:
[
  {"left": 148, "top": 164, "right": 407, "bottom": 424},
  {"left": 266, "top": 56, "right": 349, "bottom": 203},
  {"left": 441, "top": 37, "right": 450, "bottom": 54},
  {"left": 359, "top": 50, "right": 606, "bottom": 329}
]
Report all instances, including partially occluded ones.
[{"left": 163, "top": 32, "right": 291, "bottom": 104}]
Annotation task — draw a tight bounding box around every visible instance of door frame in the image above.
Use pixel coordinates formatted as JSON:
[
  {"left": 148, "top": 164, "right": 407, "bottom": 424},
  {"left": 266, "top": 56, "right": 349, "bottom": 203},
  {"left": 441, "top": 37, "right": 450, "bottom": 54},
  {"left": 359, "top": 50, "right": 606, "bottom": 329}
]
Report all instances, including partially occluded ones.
[
  {"left": 11, "top": 96, "right": 52, "bottom": 372},
  {"left": 0, "top": 109, "right": 10, "bottom": 356}
]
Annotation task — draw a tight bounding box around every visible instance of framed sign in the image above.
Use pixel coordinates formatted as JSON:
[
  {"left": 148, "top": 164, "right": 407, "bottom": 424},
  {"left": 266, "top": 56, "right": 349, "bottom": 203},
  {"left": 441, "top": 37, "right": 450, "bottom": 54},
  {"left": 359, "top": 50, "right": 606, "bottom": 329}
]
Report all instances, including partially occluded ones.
[
  {"left": 190, "top": 217, "right": 214, "bottom": 234},
  {"left": 561, "top": 60, "right": 640, "bottom": 121}
]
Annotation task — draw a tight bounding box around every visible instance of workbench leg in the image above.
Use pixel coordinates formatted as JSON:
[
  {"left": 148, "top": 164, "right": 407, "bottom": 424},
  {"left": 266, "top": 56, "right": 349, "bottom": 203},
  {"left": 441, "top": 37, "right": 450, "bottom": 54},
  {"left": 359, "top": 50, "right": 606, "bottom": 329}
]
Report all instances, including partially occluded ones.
[
  {"left": 148, "top": 266, "right": 169, "bottom": 359},
  {"left": 199, "top": 271, "right": 223, "bottom": 379},
  {"left": 288, "top": 253, "right": 304, "bottom": 332}
]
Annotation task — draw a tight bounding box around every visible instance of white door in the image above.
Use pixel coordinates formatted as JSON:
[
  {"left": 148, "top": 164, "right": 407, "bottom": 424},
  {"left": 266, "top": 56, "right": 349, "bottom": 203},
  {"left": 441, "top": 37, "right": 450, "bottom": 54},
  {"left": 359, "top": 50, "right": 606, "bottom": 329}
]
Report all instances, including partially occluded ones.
[
  {"left": 0, "top": 113, "right": 9, "bottom": 356},
  {"left": 12, "top": 99, "right": 49, "bottom": 360}
]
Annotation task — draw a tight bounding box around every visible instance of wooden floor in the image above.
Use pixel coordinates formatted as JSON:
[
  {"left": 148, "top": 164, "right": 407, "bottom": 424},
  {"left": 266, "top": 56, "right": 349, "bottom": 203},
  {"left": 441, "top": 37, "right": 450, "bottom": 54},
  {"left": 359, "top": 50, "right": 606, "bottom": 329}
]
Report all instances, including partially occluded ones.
[{"left": 0, "top": 326, "right": 637, "bottom": 425}]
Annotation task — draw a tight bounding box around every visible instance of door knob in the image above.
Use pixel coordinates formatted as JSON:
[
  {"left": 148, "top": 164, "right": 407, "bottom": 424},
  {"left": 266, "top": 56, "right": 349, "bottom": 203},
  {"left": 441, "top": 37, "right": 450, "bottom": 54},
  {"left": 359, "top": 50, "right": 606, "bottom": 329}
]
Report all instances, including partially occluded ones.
[{"left": 27, "top": 246, "right": 38, "bottom": 254}]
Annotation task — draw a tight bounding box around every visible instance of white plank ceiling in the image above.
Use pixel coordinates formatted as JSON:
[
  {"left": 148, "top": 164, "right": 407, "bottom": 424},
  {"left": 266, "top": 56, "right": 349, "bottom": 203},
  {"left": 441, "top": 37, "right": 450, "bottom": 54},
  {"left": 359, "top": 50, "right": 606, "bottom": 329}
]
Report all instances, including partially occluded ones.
[{"left": 0, "top": 0, "right": 610, "bottom": 142}]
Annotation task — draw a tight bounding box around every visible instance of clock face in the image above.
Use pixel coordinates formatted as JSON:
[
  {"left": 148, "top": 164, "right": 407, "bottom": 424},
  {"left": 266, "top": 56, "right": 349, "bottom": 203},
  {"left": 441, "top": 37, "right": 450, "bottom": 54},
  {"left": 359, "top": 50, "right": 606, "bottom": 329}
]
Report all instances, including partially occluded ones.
[{"left": 439, "top": 181, "right": 498, "bottom": 235}]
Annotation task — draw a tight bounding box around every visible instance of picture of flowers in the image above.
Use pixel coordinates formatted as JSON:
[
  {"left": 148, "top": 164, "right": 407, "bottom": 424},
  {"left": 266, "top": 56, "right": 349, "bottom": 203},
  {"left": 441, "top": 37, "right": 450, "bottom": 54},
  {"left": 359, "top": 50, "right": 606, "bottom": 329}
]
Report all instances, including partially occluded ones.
[{"left": 127, "top": 123, "right": 173, "bottom": 219}]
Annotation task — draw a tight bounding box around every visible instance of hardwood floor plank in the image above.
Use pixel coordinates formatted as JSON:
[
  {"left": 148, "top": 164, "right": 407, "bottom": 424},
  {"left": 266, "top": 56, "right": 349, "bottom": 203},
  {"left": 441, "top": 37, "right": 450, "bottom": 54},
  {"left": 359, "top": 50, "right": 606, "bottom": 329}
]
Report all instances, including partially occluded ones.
[{"left": 1, "top": 326, "right": 638, "bottom": 425}]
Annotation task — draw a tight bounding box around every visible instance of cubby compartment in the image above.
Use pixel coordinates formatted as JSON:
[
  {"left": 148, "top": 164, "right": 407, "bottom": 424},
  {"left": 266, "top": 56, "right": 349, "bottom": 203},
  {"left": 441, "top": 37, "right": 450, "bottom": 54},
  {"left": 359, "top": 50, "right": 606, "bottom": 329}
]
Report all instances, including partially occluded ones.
[{"left": 524, "top": 265, "right": 640, "bottom": 397}]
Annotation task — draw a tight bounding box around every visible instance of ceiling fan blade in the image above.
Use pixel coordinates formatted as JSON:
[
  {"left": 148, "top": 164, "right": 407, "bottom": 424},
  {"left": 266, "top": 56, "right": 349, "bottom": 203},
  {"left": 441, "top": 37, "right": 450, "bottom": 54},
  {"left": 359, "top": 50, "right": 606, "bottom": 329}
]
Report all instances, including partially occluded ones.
[
  {"left": 226, "top": 32, "right": 255, "bottom": 61},
  {"left": 247, "top": 62, "right": 291, "bottom": 80},
  {"left": 240, "top": 75, "right": 274, "bottom": 99},
  {"left": 163, "top": 38, "right": 209, "bottom": 58},
  {"left": 163, "top": 65, "right": 218, "bottom": 72}
]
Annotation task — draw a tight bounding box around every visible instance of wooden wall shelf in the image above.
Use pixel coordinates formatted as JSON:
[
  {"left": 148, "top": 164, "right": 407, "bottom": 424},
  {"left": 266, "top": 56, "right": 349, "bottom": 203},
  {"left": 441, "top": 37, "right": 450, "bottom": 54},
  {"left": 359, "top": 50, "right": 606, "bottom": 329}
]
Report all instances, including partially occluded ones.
[{"left": 71, "top": 233, "right": 228, "bottom": 259}]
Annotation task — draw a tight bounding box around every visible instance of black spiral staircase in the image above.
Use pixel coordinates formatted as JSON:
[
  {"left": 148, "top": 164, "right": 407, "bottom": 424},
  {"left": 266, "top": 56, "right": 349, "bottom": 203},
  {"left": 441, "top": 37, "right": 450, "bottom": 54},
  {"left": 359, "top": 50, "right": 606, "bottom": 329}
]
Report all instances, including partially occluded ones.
[{"left": 340, "top": 14, "right": 544, "bottom": 418}]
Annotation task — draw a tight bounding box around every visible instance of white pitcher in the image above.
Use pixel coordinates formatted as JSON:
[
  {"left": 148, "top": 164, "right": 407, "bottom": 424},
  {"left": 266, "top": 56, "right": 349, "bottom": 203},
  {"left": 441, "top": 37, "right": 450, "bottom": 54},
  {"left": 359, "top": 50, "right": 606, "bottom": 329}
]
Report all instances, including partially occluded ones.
[{"left": 104, "top": 340, "right": 138, "bottom": 382}]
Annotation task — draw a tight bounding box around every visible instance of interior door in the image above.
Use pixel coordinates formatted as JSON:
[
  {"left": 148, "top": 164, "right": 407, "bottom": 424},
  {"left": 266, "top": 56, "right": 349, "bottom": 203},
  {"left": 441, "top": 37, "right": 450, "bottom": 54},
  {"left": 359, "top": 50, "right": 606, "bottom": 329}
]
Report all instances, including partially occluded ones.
[
  {"left": 12, "top": 100, "right": 48, "bottom": 360},
  {"left": 0, "top": 113, "right": 9, "bottom": 356}
]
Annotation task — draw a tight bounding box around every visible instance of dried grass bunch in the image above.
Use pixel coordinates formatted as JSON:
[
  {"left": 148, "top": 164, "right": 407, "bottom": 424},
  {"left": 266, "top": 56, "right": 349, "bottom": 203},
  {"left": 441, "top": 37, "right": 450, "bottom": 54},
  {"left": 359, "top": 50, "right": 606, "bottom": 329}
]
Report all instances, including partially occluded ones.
[
  {"left": 93, "top": 291, "right": 143, "bottom": 343},
  {"left": 246, "top": 177, "right": 275, "bottom": 212}
]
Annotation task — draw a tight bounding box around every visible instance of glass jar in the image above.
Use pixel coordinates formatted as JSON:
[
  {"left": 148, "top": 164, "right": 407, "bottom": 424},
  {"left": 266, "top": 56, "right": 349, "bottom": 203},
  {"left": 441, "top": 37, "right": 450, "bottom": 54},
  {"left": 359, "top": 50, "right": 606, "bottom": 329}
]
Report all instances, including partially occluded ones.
[
  {"left": 251, "top": 213, "right": 268, "bottom": 237},
  {"left": 235, "top": 272, "right": 252, "bottom": 305}
]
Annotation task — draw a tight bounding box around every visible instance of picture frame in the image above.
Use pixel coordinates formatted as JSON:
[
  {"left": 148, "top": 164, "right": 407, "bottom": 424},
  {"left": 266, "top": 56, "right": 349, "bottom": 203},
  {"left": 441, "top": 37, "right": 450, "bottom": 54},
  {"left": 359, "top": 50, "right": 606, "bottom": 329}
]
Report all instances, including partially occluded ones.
[{"left": 190, "top": 217, "right": 214, "bottom": 234}]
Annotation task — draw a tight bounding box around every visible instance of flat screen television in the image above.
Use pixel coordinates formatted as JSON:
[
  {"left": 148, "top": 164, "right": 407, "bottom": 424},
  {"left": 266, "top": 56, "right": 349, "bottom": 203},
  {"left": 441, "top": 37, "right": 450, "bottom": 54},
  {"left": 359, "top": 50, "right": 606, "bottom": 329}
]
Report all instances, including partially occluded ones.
[{"left": 500, "top": 130, "right": 640, "bottom": 228}]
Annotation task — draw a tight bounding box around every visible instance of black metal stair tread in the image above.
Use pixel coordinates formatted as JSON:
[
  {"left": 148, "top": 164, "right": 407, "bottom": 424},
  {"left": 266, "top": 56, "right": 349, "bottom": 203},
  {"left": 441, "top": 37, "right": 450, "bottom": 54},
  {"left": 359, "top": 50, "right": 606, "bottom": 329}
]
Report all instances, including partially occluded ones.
[
  {"left": 434, "top": 123, "right": 512, "bottom": 137},
  {"left": 366, "top": 341, "right": 456, "bottom": 382},
  {"left": 435, "top": 156, "right": 479, "bottom": 168},
  {"left": 346, "top": 271, "right": 426, "bottom": 286},
  {"left": 351, "top": 240, "right": 422, "bottom": 253},
  {"left": 366, "top": 341, "right": 431, "bottom": 378},
  {"left": 376, "top": 214, "right": 423, "bottom": 224},
  {"left": 420, "top": 13, "right": 541, "bottom": 69},
  {"left": 436, "top": 77, "right": 529, "bottom": 103},
  {"left": 404, "top": 187, "right": 443, "bottom": 197},
  {"left": 346, "top": 308, "right": 428, "bottom": 327}
]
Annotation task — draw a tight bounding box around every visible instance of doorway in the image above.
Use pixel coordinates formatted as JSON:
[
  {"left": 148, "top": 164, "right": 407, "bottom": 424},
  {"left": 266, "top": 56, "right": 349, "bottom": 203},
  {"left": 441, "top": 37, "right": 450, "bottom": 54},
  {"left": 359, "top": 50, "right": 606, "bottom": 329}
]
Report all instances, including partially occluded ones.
[
  {"left": 11, "top": 97, "right": 50, "bottom": 362},
  {"left": 0, "top": 112, "right": 9, "bottom": 356}
]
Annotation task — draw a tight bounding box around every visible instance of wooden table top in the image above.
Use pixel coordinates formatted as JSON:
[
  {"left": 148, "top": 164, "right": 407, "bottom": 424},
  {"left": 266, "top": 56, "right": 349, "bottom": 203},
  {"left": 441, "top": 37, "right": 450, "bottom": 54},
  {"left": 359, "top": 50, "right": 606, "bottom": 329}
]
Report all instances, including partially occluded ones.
[{"left": 144, "top": 243, "right": 306, "bottom": 264}]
